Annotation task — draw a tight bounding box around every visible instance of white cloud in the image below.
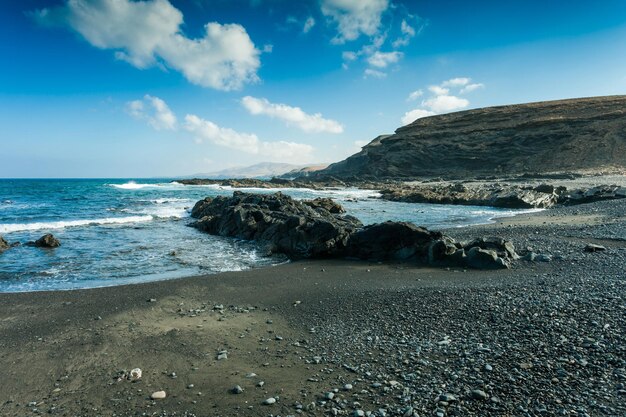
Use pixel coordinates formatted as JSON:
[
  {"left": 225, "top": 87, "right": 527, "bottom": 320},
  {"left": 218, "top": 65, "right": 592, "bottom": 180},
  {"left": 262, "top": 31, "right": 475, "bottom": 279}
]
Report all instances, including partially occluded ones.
[
  {"left": 126, "top": 95, "right": 177, "bottom": 130},
  {"left": 364, "top": 68, "right": 387, "bottom": 79},
  {"left": 460, "top": 83, "right": 485, "bottom": 94},
  {"left": 422, "top": 95, "right": 469, "bottom": 113},
  {"left": 401, "top": 77, "right": 484, "bottom": 125},
  {"left": 31, "top": 0, "right": 260, "bottom": 91},
  {"left": 401, "top": 109, "right": 436, "bottom": 125},
  {"left": 428, "top": 85, "right": 450, "bottom": 96},
  {"left": 342, "top": 51, "right": 358, "bottom": 61},
  {"left": 441, "top": 77, "right": 471, "bottom": 88},
  {"left": 303, "top": 16, "right": 316, "bottom": 33},
  {"left": 392, "top": 19, "right": 415, "bottom": 48},
  {"left": 367, "top": 51, "right": 403, "bottom": 68},
  {"left": 321, "top": 0, "right": 389, "bottom": 44},
  {"left": 241, "top": 96, "right": 344, "bottom": 134},
  {"left": 184, "top": 114, "right": 314, "bottom": 162},
  {"left": 262, "top": 44, "right": 273, "bottom": 53},
  {"left": 407, "top": 89, "right": 423, "bottom": 101}
]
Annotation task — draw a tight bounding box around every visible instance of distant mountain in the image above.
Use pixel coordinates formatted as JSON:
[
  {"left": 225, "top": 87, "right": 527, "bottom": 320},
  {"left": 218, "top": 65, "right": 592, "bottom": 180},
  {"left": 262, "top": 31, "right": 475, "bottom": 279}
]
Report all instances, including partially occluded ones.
[
  {"left": 184, "top": 162, "right": 315, "bottom": 179},
  {"left": 278, "top": 164, "right": 329, "bottom": 179},
  {"left": 312, "top": 96, "right": 626, "bottom": 180}
]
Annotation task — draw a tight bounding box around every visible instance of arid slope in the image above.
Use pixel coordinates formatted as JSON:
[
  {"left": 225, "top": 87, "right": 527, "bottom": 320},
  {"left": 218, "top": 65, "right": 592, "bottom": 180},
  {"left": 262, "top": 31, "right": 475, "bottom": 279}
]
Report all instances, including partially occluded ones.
[{"left": 316, "top": 96, "right": 626, "bottom": 180}]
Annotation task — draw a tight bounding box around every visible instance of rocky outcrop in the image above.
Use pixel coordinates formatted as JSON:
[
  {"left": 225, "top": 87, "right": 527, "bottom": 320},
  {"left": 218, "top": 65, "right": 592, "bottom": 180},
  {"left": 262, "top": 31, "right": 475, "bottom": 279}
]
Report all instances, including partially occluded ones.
[
  {"left": 344, "top": 222, "right": 443, "bottom": 261},
  {"left": 561, "top": 185, "right": 626, "bottom": 205},
  {"left": 380, "top": 182, "right": 626, "bottom": 209},
  {"left": 312, "top": 96, "right": 626, "bottom": 180},
  {"left": 0, "top": 235, "right": 9, "bottom": 252},
  {"left": 190, "top": 193, "right": 518, "bottom": 269},
  {"left": 32, "top": 234, "right": 61, "bottom": 248},
  {"left": 190, "top": 192, "right": 362, "bottom": 260}
]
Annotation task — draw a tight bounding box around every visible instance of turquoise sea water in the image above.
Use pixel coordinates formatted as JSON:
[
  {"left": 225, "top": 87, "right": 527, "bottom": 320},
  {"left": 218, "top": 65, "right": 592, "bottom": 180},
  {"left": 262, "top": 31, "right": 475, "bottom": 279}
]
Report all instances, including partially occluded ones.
[{"left": 0, "top": 179, "right": 538, "bottom": 292}]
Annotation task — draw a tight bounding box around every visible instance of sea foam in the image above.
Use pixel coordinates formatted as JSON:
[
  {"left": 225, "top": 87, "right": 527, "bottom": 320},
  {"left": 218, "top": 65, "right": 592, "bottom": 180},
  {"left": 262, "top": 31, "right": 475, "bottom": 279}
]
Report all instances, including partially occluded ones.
[{"left": 0, "top": 215, "right": 154, "bottom": 234}]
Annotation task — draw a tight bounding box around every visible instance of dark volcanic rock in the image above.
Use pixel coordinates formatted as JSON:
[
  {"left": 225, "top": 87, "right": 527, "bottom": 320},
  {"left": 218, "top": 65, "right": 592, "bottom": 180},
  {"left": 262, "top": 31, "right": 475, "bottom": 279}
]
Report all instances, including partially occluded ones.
[
  {"left": 190, "top": 192, "right": 362, "bottom": 260},
  {"left": 191, "top": 192, "right": 518, "bottom": 269},
  {"left": 380, "top": 184, "right": 560, "bottom": 209},
  {"left": 344, "top": 222, "right": 443, "bottom": 261},
  {"left": 303, "top": 197, "right": 345, "bottom": 214},
  {"left": 313, "top": 96, "right": 626, "bottom": 180},
  {"left": 33, "top": 233, "right": 61, "bottom": 248},
  {"left": 0, "top": 235, "right": 9, "bottom": 252}
]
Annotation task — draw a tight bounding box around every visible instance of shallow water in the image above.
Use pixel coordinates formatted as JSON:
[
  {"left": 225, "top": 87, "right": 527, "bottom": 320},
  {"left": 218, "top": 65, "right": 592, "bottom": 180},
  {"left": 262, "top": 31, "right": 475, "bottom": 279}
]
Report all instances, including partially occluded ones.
[{"left": 0, "top": 179, "right": 539, "bottom": 292}]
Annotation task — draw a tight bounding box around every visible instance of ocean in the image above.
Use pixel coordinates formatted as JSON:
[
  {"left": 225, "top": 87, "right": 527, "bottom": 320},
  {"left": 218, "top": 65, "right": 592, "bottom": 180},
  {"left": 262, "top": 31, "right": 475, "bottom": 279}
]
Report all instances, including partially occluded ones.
[{"left": 0, "top": 179, "right": 539, "bottom": 292}]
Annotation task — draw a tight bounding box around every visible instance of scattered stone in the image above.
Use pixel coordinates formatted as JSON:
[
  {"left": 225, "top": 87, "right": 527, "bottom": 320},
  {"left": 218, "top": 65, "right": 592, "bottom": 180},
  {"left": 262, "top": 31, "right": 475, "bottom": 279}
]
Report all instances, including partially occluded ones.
[
  {"left": 232, "top": 385, "right": 243, "bottom": 394},
  {"left": 585, "top": 243, "right": 606, "bottom": 252},
  {"left": 263, "top": 397, "right": 276, "bottom": 405},
  {"left": 151, "top": 391, "right": 166, "bottom": 400},
  {"left": 129, "top": 368, "right": 142, "bottom": 380},
  {"left": 469, "top": 389, "right": 488, "bottom": 400}
]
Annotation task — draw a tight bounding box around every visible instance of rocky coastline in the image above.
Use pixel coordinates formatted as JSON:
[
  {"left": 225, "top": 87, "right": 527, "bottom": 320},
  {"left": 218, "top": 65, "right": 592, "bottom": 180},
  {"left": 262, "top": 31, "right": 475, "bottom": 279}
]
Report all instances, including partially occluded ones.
[
  {"left": 189, "top": 191, "right": 522, "bottom": 270},
  {"left": 175, "top": 173, "right": 626, "bottom": 209}
]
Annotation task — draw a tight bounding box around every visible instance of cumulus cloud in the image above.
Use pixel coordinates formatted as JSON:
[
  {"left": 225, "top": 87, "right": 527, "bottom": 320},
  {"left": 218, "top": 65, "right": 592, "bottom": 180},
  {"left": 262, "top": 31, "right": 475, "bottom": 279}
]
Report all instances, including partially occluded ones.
[
  {"left": 401, "top": 77, "right": 484, "bottom": 125},
  {"left": 461, "top": 83, "right": 485, "bottom": 94},
  {"left": 428, "top": 85, "right": 450, "bottom": 96},
  {"left": 321, "top": 0, "right": 389, "bottom": 44},
  {"left": 422, "top": 95, "right": 469, "bottom": 113},
  {"left": 184, "top": 114, "right": 314, "bottom": 162},
  {"left": 367, "top": 51, "right": 403, "bottom": 68},
  {"left": 441, "top": 77, "right": 471, "bottom": 88},
  {"left": 126, "top": 95, "right": 177, "bottom": 130},
  {"left": 241, "top": 96, "right": 344, "bottom": 134},
  {"left": 401, "top": 109, "right": 436, "bottom": 125},
  {"left": 31, "top": 0, "right": 260, "bottom": 91}
]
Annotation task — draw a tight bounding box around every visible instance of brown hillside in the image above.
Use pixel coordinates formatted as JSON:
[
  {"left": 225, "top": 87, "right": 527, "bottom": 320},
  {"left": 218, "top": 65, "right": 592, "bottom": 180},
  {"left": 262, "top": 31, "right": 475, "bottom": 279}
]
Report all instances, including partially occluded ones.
[{"left": 316, "top": 96, "right": 626, "bottom": 180}]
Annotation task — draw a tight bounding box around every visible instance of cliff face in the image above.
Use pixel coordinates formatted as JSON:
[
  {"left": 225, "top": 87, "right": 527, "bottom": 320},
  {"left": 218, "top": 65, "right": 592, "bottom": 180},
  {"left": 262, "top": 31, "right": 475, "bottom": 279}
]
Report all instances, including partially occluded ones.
[{"left": 317, "top": 96, "right": 626, "bottom": 180}]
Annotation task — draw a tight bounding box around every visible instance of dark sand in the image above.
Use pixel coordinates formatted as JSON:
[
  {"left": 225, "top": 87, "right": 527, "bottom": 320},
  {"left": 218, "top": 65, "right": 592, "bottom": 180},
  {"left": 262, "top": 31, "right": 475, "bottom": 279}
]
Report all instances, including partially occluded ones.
[{"left": 1, "top": 198, "right": 625, "bottom": 417}]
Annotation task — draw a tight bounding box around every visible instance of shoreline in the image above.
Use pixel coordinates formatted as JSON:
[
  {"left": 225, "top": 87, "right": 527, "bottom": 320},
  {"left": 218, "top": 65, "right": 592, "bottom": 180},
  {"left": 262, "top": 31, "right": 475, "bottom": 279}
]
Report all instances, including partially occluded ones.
[{"left": 1, "top": 198, "right": 625, "bottom": 416}]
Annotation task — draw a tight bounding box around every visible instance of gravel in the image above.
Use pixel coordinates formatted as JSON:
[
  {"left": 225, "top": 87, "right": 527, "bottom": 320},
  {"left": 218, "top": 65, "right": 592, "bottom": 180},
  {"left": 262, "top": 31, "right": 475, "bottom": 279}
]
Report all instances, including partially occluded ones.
[{"left": 283, "top": 199, "right": 626, "bottom": 417}]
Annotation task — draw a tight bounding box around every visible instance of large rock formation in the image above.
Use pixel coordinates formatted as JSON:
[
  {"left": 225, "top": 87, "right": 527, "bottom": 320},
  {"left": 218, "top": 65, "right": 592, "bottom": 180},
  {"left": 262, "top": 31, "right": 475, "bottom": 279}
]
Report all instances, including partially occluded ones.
[
  {"left": 190, "top": 192, "right": 362, "bottom": 260},
  {"left": 313, "top": 96, "right": 626, "bottom": 180},
  {"left": 190, "top": 192, "right": 519, "bottom": 269},
  {"left": 380, "top": 182, "right": 626, "bottom": 209}
]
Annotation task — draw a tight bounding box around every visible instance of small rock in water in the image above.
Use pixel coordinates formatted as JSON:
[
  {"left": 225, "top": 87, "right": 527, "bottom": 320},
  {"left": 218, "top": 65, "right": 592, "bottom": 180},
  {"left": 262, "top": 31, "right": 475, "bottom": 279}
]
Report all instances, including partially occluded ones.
[
  {"left": 263, "top": 397, "right": 276, "bottom": 405},
  {"left": 33, "top": 233, "right": 61, "bottom": 248},
  {"left": 151, "top": 391, "right": 166, "bottom": 400}
]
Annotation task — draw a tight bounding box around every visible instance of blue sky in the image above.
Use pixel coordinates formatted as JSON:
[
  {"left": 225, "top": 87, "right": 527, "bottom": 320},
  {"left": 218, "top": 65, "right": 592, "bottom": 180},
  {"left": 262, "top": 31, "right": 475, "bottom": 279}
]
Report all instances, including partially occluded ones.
[{"left": 1, "top": 0, "right": 626, "bottom": 178}]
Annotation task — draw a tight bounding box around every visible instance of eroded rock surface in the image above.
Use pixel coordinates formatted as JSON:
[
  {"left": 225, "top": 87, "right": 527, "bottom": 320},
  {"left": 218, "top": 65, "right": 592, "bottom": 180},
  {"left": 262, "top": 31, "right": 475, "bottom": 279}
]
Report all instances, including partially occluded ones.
[
  {"left": 190, "top": 193, "right": 518, "bottom": 269},
  {"left": 190, "top": 192, "right": 361, "bottom": 260}
]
